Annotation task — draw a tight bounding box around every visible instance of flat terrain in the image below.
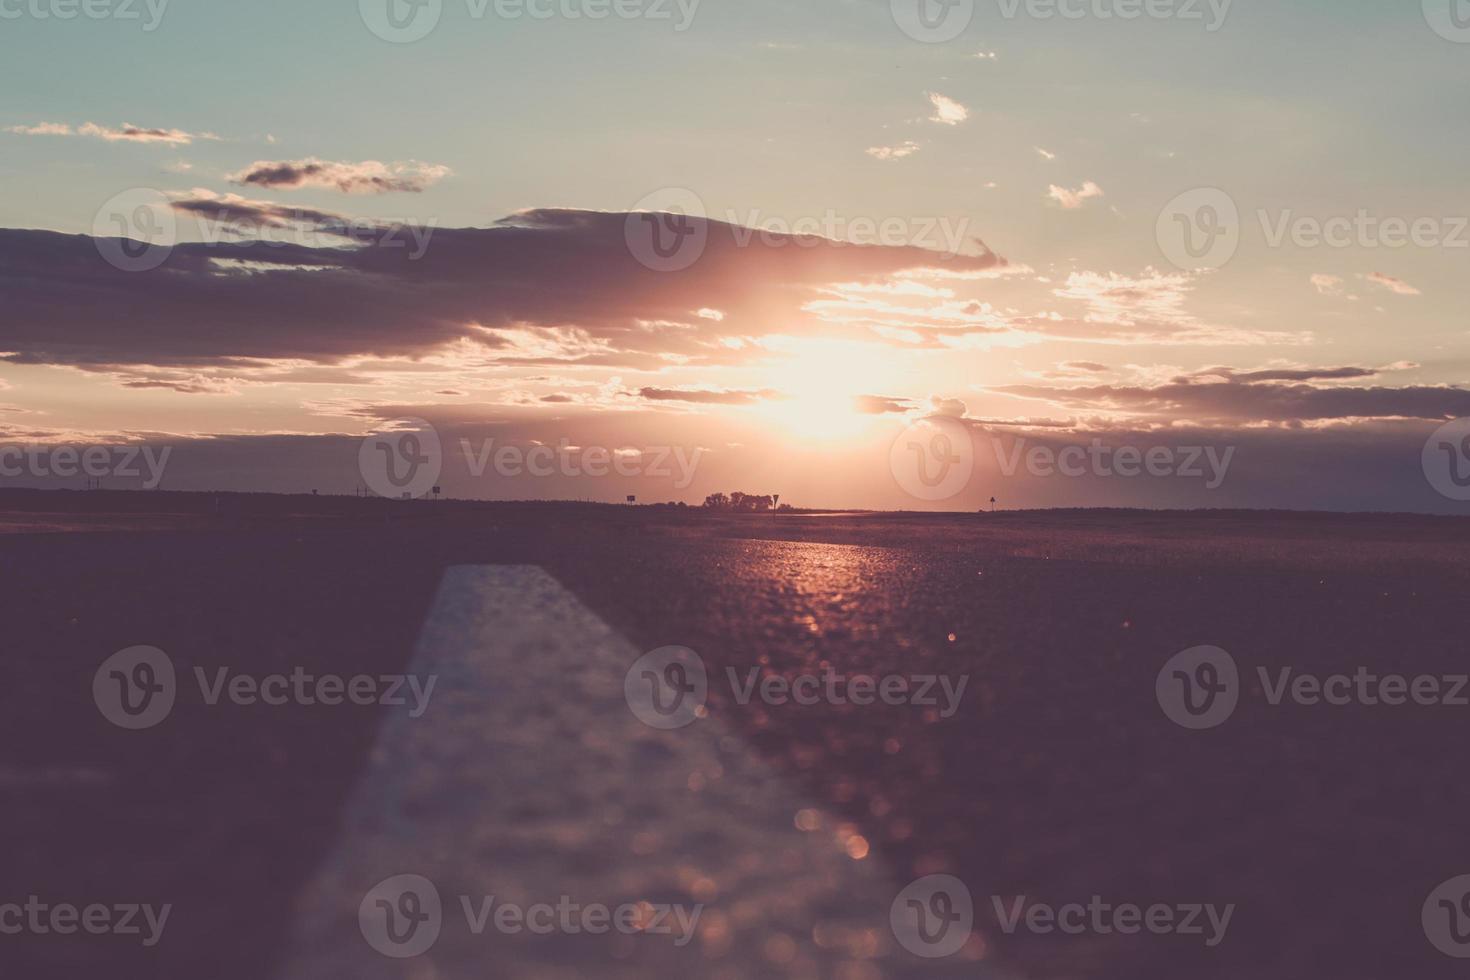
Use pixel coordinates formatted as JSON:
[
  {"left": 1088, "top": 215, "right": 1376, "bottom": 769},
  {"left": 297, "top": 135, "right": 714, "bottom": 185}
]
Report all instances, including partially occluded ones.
[{"left": 2, "top": 492, "right": 1468, "bottom": 978}]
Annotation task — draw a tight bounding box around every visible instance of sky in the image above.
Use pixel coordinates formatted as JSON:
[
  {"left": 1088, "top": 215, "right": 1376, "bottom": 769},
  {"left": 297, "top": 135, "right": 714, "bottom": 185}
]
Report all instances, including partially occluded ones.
[{"left": 2, "top": 0, "right": 1469, "bottom": 511}]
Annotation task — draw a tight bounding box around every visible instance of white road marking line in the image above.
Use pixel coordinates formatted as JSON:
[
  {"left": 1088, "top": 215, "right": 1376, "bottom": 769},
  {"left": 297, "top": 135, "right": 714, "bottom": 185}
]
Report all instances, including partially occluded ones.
[{"left": 277, "top": 565, "right": 992, "bottom": 978}]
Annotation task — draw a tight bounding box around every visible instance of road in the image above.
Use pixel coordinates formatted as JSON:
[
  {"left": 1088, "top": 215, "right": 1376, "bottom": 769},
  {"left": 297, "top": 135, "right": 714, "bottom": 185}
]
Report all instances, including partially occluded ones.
[{"left": 2, "top": 510, "right": 1468, "bottom": 978}]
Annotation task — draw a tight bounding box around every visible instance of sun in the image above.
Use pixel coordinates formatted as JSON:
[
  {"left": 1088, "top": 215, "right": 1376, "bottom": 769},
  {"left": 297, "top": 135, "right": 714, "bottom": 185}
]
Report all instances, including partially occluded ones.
[
  {"left": 759, "top": 389, "right": 873, "bottom": 441},
  {"left": 749, "top": 339, "right": 894, "bottom": 442}
]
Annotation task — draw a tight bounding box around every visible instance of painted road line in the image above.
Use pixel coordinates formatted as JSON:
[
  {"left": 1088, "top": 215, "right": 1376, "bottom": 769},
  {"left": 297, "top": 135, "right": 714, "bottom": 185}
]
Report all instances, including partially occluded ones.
[{"left": 277, "top": 565, "right": 994, "bottom": 979}]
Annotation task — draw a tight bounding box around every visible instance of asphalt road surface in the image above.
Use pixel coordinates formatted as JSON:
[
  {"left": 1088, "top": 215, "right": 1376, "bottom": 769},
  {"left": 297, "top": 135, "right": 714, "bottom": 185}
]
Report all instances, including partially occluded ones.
[{"left": 3, "top": 507, "right": 1469, "bottom": 978}]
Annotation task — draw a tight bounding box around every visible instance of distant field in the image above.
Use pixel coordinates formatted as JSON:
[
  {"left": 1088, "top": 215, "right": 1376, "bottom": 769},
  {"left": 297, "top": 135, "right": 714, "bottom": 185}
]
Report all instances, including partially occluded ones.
[{"left": 2, "top": 487, "right": 1468, "bottom": 572}]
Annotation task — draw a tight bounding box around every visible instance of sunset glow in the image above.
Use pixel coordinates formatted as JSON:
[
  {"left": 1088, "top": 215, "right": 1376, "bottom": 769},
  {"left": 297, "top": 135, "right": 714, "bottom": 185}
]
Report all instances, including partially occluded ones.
[{"left": 1, "top": 2, "right": 1467, "bottom": 513}]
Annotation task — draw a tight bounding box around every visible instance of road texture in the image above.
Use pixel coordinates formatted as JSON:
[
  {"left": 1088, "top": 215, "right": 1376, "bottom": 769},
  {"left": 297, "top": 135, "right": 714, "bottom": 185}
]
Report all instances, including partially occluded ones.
[{"left": 2, "top": 506, "right": 1468, "bottom": 978}]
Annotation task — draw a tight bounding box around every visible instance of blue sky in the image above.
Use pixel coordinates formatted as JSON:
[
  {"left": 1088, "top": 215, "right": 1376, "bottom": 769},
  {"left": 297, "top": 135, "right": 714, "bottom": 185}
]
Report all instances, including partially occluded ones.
[{"left": 2, "top": 0, "right": 1468, "bottom": 510}]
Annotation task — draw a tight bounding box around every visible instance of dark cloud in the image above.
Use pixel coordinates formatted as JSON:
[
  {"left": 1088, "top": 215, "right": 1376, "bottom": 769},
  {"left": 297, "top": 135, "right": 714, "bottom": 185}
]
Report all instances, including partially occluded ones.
[
  {"left": 0, "top": 210, "right": 1003, "bottom": 370},
  {"left": 994, "top": 379, "right": 1470, "bottom": 423},
  {"left": 120, "top": 379, "right": 225, "bottom": 394},
  {"left": 230, "top": 159, "right": 449, "bottom": 194},
  {"left": 855, "top": 395, "right": 912, "bottom": 414},
  {"left": 637, "top": 387, "right": 785, "bottom": 405},
  {"left": 170, "top": 196, "right": 356, "bottom": 235},
  {"left": 1188, "top": 366, "right": 1380, "bottom": 384}
]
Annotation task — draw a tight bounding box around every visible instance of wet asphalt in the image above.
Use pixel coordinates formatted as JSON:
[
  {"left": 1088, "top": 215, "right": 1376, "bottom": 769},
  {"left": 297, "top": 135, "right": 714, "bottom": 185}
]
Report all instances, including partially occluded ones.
[{"left": 2, "top": 511, "right": 1468, "bottom": 978}]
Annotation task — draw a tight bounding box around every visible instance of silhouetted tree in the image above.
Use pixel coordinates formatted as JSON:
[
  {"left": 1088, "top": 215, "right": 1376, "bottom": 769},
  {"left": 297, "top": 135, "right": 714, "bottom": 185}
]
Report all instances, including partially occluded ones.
[{"left": 703, "top": 491, "right": 776, "bottom": 512}]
